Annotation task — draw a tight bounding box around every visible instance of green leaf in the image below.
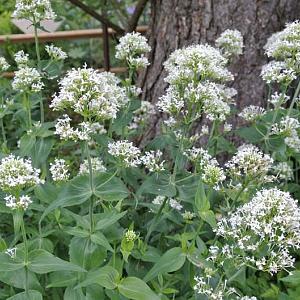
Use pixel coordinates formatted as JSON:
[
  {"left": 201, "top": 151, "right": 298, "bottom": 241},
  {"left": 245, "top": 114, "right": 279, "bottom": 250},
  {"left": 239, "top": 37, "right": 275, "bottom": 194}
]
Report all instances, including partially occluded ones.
[
  {"left": 47, "top": 271, "right": 78, "bottom": 288},
  {"left": 95, "top": 211, "right": 127, "bottom": 231},
  {"left": 143, "top": 247, "right": 186, "bottom": 282},
  {"left": 94, "top": 173, "right": 129, "bottom": 202},
  {"left": 28, "top": 249, "right": 86, "bottom": 274},
  {"left": 236, "top": 126, "right": 266, "bottom": 143},
  {"left": 195, "top": 181, "right": 209, "bottom": 211},
  {"left": 18, "top": 134, "right": 36, "bottom": 156},
  {"left": 41, "top": 175, "right": 92, "bottom": 220},
  {"left": 31, "top": 137, "right": 55, "bottom": 167},
  {"left": 281, "top": 271, "right": 300, "bottom": 284},
  {"left": 118, "top": 277, "right": 160, "bottom": 300},
  {"left": 76, "top": 266, "right": 119, "bottom": 290},
  {"left": 64, "top": 287, "right": 86, "bottom": 300},
  {"left": 7, "top": 291, "right": 42, "bottom": 300},
  {"left": 138, "top": 172, "right": 176, "bottom": 197},
  {"left": 199, "top": 210, "right": 216, "bottom": 229},
  {"left": 91, "top": 231, "right": 114, "bottom": 252},
  {"left": 0, "top": 252, "right": 24, "bottom": 271}
]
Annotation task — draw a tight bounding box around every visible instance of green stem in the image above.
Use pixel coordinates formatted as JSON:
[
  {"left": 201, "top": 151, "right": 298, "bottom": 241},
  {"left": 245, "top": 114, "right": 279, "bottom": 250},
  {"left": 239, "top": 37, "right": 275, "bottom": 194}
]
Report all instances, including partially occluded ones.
[
  {"left": 1, "top": 118, "right": 6, "bottom": 144},
  {"left": 20, "top": 211, "right": 29, "bottom": 295},
  {"left": 288, "top": 80, "right": 300, "bottom": 116},
  {"left": 85, "top": 142, "right": 95, "bottom": 232},
  {"left": 145, "top": 197, "right": 168, "bottom": 243},
  {"left": 33, "top": 19, "right": 41, "bottom": 67},
  {"left": 23, "top": 93, "right": 32, "bottom": 129}
]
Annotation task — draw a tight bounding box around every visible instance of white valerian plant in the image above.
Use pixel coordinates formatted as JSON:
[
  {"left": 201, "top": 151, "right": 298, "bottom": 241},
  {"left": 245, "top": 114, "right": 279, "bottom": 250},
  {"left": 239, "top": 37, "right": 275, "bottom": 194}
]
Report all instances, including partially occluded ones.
[
  {"left": 13, "top": 0, "right": 56, "bottom": 23},
  {"left": 108, "top": 140, "right": 141, "bottom": 167},
  {"left": 216, "top": 29, "right": 244, "bottom": 58},
  {"left": 45, "top": 44, "right": 68, "bottom": 61},
  {"left": 79, "top": 157, "right": 107, "bottom": 175},
  {"left": 128, "top": 101, "right": 156, "bottom": 130},
  {"left": 273, "top": 162, "right": 293, "bottom": 181},
  {"left": 213, "top": 188, "right": 300, "bottom": 275},
  {"left": 115, "top": 32, "right": 151, "bottom": 69},
  {"left": 50, "top": 158, "right": 70, "bottom": 182},
  {"left": 14, "top": 50, "right": 29, "bottom": 68}
]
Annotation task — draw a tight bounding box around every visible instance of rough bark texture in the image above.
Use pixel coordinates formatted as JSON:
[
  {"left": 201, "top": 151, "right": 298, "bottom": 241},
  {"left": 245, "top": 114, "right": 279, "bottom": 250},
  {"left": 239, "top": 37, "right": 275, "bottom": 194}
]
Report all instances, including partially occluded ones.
[{"left": 139, "top": 0, "right": 300, "bottom": 136}]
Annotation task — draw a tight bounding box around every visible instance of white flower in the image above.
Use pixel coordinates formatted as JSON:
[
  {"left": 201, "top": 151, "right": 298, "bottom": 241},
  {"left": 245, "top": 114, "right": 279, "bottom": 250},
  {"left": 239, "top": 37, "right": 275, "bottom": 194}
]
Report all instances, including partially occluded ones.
[
  {"left": 0, "top": 57, "right": 10, "bottom": 72},
  {"left": 269, "top": 92, "right": 289, "bottom": 107},
  {"left": 14, "top": 50, "right": 29, "bottom": 68},
  {"left": 79, "top": 157, "right": 106, "bottom": 175},
  {"left": 200, "top": 125, "right": 209, "bottom": 135},
  {"left": 202, "top": 164, "right": 226, "bottom": 190},
  {"left": 12, "top": 67, "right": 44, "bottom": 92},
  {"left": 273, "top": 162, "right": 293, "bottom": 181},
  {"left": 182, "top": 210, "right": 196, "bottom": 221},
  {"left": 216, "top": 29, "right": 244, "bottom": 57},
  {"left": 285, "top": 131, "right": 300, "bottom": 152},
  {"left": 124, "top": 229, "right": 137, "bottom": 242},
  {"left": 45, "top": 44, "right": 68, "bottom": 61},
  {"left": 183, "top": 147, "right": 212, "bottom": 168},
  {"left": 140, "top": 150, "right": 165, "bottom": 172},
  {"left": 5, "top": 248, "right": 17, "bottom": 258},
  {"left": 225, "top": 144, "right": 273, "bottom": 182},
  {"left": 239, "top": 105, "right": 265, "bottom": 122},
  {"left": 129, "top": 101, "right": 156, "bottom": 130},
  {"left": 108, "top": 140, "right": 141, "bottom": 168},
  {"left": 13, "top": 0, "right": 56, "bottom": 23},
  {"left": 152, "top": 195, "right": 165, "bottom": 206},
  {"left": 224, "top": 122, "right": 232, "bottom": 133},
  {"left": 271, "top": 116, "right": 300, "bottom": 136},
  {"left": 116, "top": 32, "right": 151, "bottom": 68},
  {"left": 215, "top": 188, "right": 300, "bottom": 274},
  {"left": 51, "top": 66, "right": 127, "bottom": 120},
  {"left": 5, "top": 194, "right": 32, "bottom": 210},
  {"left": 261, "top": 61, "right": 296, "bottom": 84},
  {"left": 169, "top": 198, "right": 183, "bottom": 211},
  {"left": 50, "top": 158, "right": 70, "bottom": 182},
  {"left": 0, "top": 154, "right": 42, "bottom": 192}
]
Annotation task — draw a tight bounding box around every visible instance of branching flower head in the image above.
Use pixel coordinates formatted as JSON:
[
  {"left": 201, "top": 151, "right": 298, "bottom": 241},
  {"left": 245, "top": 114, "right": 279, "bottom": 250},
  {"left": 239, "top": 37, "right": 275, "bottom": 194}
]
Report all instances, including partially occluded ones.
[
  {"left": 12, "top": 67, "right": 44, "bottom": 93},
  {"left": 261, "top": 61, "right": 296, "bottom": 84},
  {"left": 116, "top": 32, "right": 151, "bottom": 69},
  {"left": 129, "top": 101, "right": 156, "bottom": 130},
  {"left": 13, "top": 0, "right": 56, "bottom": 23},
  {"left": 0, "top": 57, "right": 10, "bottom": 72},
  {"left": 273, "top": 162, "right": 293, "bottom": 181},
  {"left": 225, "top": 144, "right": 273, "bottom": 183},
  {"left": 51, "top": 66, "right": 127, "bottom": 120},
  {"left": 5, "top": 194, "right": 32, "bottom": 210},
  {"left": 45, "top": 44, "right": 68, "bottom": 61},
  {"left": 79, "top": 157, "right": 106, "bottom": 175},
  {"left": 140, "top": 150, "right": 165, "bottom": 172},
  {"left": 108, "top": 140, "right": 141, "bottom": 168},
  {"left": 14, "top": 50, "right": 29, "bottom": 68},
  {"left": 0, "top": 154, "right": 42, "bottom": 193},
  {"left": 202, "top": 162, "right": 226, "bottom": 191},
  {"left": 214, "top": 188, "right": 300, "bottom": 275},
  {"left": 239, "top": 105, "right": 265, "bottom": 122},
  {"left": 50, "top": 158, "right": 70, "bottom": 182},
  {"left": 216, "top": 29, "right": 244, "bottom": 58}
]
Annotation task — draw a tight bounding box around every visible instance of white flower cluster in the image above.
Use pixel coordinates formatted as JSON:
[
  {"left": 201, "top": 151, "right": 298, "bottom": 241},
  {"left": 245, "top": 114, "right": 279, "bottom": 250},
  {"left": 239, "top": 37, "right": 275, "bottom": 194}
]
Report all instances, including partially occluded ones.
[
  {"left": 273, "top": 162, "right": 293, "bottom": 181},
  {"left": 181, "top": 210, "right": 196, "bottom": 221},
  {"left": 268, "top": 92, "right": 289, "bottom": 107},
  {"left": 45, "top": 44, "right": 68, "bottom": 61},
  {"left": 261, "top": 61, "right": 296, "bottom": 84},
  {"left": 140, "top": 150, "right": 165, "bottom": 172},
  {"left": 239, "top": 105, "right": 265, "bottom": 122},
  {"left": 124, "top": 229, "right": 137, "bottom": 242},
  {"left": 108, "top": 140, "right": 141, "bottom": 168},
  {"left": 12, "top": 67, "right": 44, "bottom": 93},
  {"left": 157, "top": 43, "right": 236, "bottom": 124},
  {"left": 202, "top": 163, "right": 226, "bottom": 190},
  {"left": 50, "top": 158, "right": 70, "bottom": 182},
  {"left": 13, "top": 0, "right": 56, "bottom": 23},
  {"left": 128, "top": 101, "right": 156, "bottom": 130},
  {"left": 54, "top": 115, "right": 95, "bottom": 141},
  {"left": 51, "top": 66, "right": 127, "bottom": 120},
  {"left": 0, "top": 154, "right": 42, "bottom": 192},
  {"left": 264, "top": 21, "right": 300, "bottom": 72},
  {"left": 152, "top": 196, "right": 183, "bottom": 211},
  {"left": 5, "top": 194, "right": 32, "bottom": 210},
  {"left": 115, "top": 32, "right": 151, "bottom": 69},
  {"left": 194, "top": 270, "right": 237, "bottom": 300},
  {"left": 79, "top": 157, "right": 106, "bottom": 175},
  {"left": 14, "top": 50, "right": 29, "bottom": 68},
  {"left": 214, "top": 188, "right": 300, "bottom": 275},
  {"left": 271, "top": 116, "right": 300, "bottom": 152},
  {"left": 0, "top": 57, "right": 10, "bottom": 72},
  {"left": 225, "top": 144, "right": 273, "bottom": 182},
  {"left": 216, "top": 29, "right": 244, "bottom": 57},
  {"left": 184, "top": 146, "right": 212, "bottom": 164},
  {"left": 5, "top": 248, "right": 17, "bottom": 259}
]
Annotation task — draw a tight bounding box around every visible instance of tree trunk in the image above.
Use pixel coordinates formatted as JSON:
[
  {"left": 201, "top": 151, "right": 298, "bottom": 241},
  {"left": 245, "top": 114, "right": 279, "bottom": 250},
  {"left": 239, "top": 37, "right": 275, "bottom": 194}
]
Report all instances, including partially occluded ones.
[{"left": 139, "top": 0, "right": 300, "bottom": 136}]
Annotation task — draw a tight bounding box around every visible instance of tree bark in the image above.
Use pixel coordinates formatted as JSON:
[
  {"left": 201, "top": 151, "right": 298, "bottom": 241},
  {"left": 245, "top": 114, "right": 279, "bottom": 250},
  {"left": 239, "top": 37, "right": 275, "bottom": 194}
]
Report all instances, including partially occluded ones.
[{"left": 139, "top": 0, "right": 300, "bottom": 136}]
